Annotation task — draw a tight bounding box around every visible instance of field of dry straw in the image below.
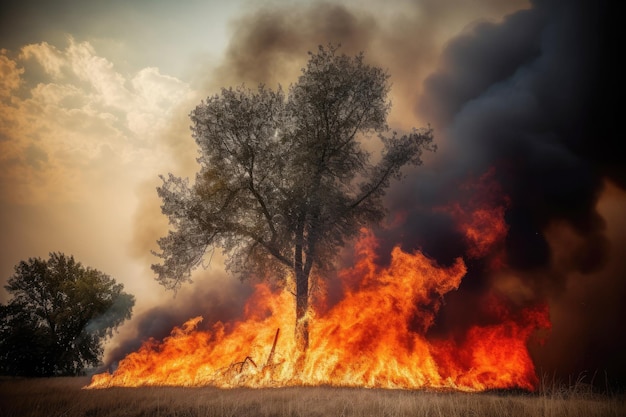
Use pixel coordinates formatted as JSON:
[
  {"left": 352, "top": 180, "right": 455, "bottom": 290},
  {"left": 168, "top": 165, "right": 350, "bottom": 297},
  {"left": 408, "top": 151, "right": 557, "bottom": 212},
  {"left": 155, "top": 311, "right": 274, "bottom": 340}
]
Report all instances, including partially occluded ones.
[{"left": 0, "top": 376, "right": 624, "bottom": 417}]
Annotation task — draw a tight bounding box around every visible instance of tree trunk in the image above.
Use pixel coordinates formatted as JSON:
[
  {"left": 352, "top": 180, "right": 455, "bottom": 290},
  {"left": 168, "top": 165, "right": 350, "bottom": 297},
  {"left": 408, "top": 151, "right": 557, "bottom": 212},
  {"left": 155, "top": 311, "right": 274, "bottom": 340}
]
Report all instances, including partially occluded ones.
[
  {"left": 295, "top": 267, "right": 309, "bottom": 352},
  {"left": 294, "top": 204, "right": 310, "bottom": 354}
]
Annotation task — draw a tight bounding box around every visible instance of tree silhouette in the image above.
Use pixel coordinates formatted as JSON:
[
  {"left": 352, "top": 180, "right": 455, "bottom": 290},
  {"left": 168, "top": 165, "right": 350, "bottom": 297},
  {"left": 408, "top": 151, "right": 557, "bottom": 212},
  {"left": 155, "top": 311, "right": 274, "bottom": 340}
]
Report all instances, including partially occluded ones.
[
  {"left": 0, "top": 253, "right": 134, "bottom": 376},
  {"left": 153, "top": 45, "right": 433, "bottom": 351}
]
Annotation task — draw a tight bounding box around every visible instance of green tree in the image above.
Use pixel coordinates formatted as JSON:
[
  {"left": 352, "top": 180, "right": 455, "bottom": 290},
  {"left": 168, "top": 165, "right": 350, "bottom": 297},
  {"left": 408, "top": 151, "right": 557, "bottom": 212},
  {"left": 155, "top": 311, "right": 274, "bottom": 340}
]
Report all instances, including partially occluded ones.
[
  {"left": 152, "top": 45, "right": 434, "bottom": 351},
  {"left": 0, "top": 252, "right": 134, "bottom": 376}
]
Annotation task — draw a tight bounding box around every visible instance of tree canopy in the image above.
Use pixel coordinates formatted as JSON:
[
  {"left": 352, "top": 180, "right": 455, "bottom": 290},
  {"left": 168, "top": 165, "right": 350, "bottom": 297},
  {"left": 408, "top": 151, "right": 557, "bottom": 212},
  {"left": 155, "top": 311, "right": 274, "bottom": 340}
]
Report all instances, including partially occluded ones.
[
  {"left": 0, "top": 252, "right": 134, "bottom": 376},
  {"left": 152, "top": 45, "right": 434, "bottom": 350}
]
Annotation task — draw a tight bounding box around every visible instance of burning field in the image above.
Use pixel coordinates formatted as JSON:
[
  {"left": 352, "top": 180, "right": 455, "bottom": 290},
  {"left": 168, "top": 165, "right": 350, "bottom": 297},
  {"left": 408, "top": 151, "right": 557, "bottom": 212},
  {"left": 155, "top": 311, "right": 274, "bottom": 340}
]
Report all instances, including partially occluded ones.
[{"left": 87, "top": 172, "right": 551, "bottom": 392}]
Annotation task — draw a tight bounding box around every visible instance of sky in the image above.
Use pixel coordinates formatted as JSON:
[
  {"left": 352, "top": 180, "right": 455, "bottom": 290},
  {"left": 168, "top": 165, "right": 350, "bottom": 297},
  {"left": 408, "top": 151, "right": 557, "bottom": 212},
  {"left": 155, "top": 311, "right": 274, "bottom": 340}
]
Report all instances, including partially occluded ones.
[{"left": 1, "top": 0, "right": 623, "bottom": 384}]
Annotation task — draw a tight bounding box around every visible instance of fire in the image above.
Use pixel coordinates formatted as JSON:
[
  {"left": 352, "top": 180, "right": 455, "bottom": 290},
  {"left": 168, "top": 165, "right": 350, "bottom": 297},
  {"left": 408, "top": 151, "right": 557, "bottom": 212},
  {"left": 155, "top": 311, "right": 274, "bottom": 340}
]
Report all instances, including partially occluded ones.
[
  {"left": 443, "top": 168, "right": 510, "bottom": 265},
  {"left": 431, "top": 296, "right": 550, "bottom": 391},
  {"left": 87, "top": 172, "right": 550, "bottom": 391}
]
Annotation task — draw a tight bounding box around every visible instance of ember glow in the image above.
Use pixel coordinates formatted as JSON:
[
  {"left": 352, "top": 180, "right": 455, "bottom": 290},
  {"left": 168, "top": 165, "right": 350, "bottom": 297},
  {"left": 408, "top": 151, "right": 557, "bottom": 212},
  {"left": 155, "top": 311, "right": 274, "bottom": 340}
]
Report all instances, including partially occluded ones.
[{"left": 87, "top": 174, "right": 550, "bottom": 391}]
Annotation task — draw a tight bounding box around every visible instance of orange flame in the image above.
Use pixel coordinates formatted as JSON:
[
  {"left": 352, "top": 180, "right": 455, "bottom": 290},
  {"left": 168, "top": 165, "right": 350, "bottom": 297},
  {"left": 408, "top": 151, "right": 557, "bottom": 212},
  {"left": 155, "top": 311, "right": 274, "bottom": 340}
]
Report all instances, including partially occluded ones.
[
  {"left": 441, "top": 167, "right": 510, "bottom": 266},
  {"left": 88, "top": 172, "right": 550, "bottom": 391}
]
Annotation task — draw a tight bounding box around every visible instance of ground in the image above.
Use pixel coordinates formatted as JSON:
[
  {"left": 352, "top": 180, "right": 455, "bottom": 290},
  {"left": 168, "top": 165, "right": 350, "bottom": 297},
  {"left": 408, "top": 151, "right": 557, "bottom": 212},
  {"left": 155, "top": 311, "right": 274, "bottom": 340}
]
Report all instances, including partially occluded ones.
[{"left": 0, "top": 376, "right": 624, "bottom": 417}]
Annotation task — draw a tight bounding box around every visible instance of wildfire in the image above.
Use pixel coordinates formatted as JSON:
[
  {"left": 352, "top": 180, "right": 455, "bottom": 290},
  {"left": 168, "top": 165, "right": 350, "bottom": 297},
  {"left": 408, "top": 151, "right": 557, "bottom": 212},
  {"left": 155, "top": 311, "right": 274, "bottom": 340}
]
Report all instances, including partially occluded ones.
[{"left": 87, "top": 173, "right": 551, "bottom": 391}]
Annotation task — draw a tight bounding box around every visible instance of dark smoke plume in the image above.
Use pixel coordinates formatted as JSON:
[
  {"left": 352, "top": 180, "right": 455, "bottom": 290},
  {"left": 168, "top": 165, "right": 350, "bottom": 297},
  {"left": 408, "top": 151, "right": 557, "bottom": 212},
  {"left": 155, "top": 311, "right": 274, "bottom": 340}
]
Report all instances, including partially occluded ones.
[
  {"left": 403, "top": 0, "right": 619, "bottom": 275},
  {"left": 388, "top": 0, "right": 624, "bottom": 386}
]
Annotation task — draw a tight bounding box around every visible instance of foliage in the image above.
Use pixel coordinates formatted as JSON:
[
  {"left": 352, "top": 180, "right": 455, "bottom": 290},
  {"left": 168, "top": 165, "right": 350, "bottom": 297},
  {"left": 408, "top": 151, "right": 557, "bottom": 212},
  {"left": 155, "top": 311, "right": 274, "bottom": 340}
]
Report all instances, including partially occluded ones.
[
  {"left": 152, "top": 44, "right": 434, "bottom": 349},
  {"left": 0, "top": 253, "right": 134, "bottom": 376}
]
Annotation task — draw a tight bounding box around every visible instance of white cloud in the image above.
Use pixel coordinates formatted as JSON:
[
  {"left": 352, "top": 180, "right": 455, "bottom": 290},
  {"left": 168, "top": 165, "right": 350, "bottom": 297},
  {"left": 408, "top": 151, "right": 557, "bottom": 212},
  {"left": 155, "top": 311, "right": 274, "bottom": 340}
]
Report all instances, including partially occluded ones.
[
  {"left": 0, "top": 51, "right": 23, "bottom": 96},
  {"left": 0, "top": 39, "right": 195, "bottom": 205},
  {"left": 128, "top": 67, "right": 193, "bottom": 137},
  {"left": 20, "top": 42, "right": 66, "bottom": 78}
]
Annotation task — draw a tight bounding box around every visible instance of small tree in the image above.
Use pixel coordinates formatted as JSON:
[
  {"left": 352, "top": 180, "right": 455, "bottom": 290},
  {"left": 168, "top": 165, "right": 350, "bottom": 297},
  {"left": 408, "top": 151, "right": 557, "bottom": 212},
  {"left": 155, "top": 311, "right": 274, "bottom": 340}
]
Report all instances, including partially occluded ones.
[
  {"left": 0, "top": 253, "right": 134, "bottom": 376},
  {"left": 153, "top": 45, "right": 434, "bottom": 351}
]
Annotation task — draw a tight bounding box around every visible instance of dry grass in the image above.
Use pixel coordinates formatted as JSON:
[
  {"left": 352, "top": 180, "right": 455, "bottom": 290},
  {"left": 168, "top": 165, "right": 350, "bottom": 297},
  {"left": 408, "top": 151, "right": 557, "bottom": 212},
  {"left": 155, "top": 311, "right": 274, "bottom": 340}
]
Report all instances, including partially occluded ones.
[{"left": 0, "top": 376, "right": 624, "bottom": 417}]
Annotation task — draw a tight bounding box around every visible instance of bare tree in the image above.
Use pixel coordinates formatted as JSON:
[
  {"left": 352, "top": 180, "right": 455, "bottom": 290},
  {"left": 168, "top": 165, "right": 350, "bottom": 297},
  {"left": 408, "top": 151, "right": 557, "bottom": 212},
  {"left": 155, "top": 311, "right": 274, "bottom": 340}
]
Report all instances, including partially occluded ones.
[{"left": 152, "top": 45, "right": 434, "bottom": 351}]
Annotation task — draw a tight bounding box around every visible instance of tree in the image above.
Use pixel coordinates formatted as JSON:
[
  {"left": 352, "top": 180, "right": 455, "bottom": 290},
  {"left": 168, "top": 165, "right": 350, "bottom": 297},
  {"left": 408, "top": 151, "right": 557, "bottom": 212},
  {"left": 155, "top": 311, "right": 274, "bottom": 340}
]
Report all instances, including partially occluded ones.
[
  {"left": 0, "top": 253, "right": 134, "bottom": 376},
  {"left": 152, "top": 45, "right": 434, "bottom": 351}
]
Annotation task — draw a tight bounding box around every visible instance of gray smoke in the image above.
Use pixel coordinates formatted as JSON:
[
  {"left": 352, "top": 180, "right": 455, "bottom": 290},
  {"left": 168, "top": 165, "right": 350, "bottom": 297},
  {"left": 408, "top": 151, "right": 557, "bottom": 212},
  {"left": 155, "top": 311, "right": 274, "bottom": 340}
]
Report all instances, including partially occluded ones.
[
  {"left": 103, "top": 270, "right": 254, "bottom": 369},
  {"left": 384, "top": 0, "right": 624, "bottom": 386}
]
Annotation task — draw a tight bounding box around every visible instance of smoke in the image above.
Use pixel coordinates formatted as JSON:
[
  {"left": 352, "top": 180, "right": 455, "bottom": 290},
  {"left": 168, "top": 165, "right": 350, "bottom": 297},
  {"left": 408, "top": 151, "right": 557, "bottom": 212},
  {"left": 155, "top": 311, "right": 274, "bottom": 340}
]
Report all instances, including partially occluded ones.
[
  {"left": 532, "top": 186, "right": 626, "bottom": 382},
  {"left": 415, "top": 0, "right": 620, "bottom": 268},
  {"left": 211, "top": 3, "right": 376, "bottom": 88},
  {"left": 383, "top": 0, "right": 624, "bottom": 385},
  {"left": 205, "top": 0, "right": 527, "bottom": 126},
  {"left": 103, "top": 268, "right": 255, "bottom": 368},
  {"left": 405, "top": 0, "right": 612, "bottom": 272}
]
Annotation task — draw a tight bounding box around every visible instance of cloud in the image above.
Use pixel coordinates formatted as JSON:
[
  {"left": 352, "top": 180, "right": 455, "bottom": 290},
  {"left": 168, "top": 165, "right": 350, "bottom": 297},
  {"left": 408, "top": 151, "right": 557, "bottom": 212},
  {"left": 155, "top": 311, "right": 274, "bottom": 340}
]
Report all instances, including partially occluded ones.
[
  {"left": 20, "top": 42, "right": 67, "bottom": 79},
  {"left": 0, "top": 52, "right": 23, "bottom": 96},
  {"left": 0, "top": 38, "right": 193, "bottom": 205}
]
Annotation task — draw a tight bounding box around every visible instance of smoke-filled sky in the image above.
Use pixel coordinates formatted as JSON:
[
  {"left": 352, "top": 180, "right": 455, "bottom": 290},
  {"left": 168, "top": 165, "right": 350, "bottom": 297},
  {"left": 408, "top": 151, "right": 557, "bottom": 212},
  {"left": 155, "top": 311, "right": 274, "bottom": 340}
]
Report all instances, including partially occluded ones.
[{"left": 1, "top": 0, "right": 623, "bottom": 384}]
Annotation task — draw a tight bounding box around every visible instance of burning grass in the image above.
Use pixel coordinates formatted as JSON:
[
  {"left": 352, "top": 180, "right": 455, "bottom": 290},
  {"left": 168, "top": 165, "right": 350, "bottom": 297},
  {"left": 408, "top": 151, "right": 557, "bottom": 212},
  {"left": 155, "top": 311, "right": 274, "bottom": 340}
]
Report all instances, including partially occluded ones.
[
  {"left": 0, "top": 376, "right": 624, "bottom": 417},
  {"left": 86, "top": 176, "right": 555, "bottom": 392},
  {"left": 87, "top": 229, "right": 550, "bottom": 392}
]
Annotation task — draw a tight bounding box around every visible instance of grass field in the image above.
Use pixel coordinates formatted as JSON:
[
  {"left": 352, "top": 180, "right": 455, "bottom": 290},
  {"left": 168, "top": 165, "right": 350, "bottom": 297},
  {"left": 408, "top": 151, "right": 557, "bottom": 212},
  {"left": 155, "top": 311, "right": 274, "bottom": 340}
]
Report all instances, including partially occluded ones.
[{"left": 0, "top": 376, "right": 624, "bottom": 417}]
